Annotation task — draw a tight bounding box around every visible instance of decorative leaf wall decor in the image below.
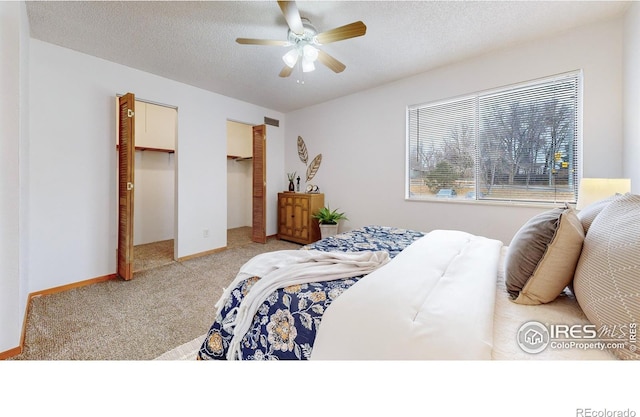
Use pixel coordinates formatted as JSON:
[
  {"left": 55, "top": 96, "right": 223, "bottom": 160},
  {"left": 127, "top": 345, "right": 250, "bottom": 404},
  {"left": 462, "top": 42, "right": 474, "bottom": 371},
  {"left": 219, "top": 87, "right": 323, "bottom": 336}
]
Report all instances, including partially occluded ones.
[
  {"left": 297, "top": 136, "right": 308, "bottom": 165},
  {"left": 294, "top": 135, "right": 322, "bottom": 187},
  {"left": 306, "top": 154, "right": 322, "bottom": 182}
]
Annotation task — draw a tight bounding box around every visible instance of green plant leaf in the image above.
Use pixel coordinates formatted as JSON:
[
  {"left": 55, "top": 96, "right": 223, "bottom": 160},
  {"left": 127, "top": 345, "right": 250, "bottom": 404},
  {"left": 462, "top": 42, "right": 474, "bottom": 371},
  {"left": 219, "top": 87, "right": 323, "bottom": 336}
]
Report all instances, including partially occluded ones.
[{"left": 312, "top": 205, "right": 348, "bottom": 224}]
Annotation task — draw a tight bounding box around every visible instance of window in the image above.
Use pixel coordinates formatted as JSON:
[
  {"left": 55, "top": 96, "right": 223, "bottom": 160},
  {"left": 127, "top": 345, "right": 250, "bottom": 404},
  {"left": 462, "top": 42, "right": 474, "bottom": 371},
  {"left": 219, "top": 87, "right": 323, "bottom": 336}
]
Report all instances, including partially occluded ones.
[{"left": 407, "top": 71, "right": 581, "bottom": 204}]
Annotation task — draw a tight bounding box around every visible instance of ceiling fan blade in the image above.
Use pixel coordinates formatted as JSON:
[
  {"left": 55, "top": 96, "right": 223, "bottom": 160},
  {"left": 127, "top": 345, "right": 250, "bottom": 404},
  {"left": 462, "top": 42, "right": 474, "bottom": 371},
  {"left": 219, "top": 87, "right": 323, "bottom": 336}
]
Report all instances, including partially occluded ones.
[
  {"left": 236, "top": 38, "right": 290, "bottom": 46},
  {"left": 317, "top": 49, "right": 346, "bottom": 73},
  {"left": 279, "top": 64, "right": 295, "bottom": 78},
  {"left": 278, "top": 1, "right": 305, "bottom": 35},
  {"left": 315, "top": 21, "right": 367, "bottom": 45}
]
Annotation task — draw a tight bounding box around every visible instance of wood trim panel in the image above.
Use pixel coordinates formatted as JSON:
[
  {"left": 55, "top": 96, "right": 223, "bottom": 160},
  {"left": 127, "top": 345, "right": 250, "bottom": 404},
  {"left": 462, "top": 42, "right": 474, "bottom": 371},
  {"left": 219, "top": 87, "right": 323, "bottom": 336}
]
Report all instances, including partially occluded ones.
[
  {"left": 118, "top": 93, "right": 136, "bottom": 280},
  {"left": 28, "top": 274, "right": 117, "bottom": 298},
  {"left": 0, "top": 346, "right": 22, "bottom": 360},
  {"left": 177, "top": 246, "right": 227, "bottom": 262},
  {"left": 252, "top": 125, "right": 267, "bottom": 243}
]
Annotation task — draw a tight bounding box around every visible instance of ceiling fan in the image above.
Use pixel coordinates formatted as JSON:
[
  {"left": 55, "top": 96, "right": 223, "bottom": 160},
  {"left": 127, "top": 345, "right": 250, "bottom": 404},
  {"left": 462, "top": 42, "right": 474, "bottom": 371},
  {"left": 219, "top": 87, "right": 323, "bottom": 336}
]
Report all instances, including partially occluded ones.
[{"left": 236, "top": 0, "right": 367, "bottom": 78}]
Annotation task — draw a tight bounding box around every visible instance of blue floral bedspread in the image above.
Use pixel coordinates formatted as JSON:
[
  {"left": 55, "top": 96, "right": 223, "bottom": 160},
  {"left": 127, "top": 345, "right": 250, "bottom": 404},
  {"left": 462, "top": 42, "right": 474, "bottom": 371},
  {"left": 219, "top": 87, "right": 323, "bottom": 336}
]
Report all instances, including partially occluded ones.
[{"left": 197, "top": 225, "right": 424, "bottom": 360}]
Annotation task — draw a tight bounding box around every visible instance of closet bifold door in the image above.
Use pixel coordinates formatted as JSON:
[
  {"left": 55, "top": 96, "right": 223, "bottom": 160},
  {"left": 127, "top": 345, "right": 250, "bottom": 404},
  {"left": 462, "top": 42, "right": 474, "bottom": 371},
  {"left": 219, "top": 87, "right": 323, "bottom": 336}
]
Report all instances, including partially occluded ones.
[
  {"left": 252, "top": 124, "right": 267, "bottom": 243},
  {"left": 117, "top": 93, "right": 135, "bottom": 280}
]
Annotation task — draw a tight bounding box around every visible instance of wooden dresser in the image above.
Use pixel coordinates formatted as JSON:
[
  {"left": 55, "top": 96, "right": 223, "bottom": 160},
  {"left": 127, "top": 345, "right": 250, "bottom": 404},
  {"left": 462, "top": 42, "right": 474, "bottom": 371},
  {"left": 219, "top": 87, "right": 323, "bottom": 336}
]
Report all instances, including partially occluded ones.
[{"left": 277, "top": 192, "right": 324, "bottom": 244}]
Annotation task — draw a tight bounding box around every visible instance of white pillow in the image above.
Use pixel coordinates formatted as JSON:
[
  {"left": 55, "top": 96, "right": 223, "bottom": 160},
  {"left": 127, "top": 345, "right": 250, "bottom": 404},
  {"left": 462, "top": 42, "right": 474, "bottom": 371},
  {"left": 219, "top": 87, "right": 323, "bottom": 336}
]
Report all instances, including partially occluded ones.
[
  {"left": 573, "top": 193, "right": 640, "bottom": 360},
  {"left": 576, "top": 193, "right": 622, "bottom": 234}
]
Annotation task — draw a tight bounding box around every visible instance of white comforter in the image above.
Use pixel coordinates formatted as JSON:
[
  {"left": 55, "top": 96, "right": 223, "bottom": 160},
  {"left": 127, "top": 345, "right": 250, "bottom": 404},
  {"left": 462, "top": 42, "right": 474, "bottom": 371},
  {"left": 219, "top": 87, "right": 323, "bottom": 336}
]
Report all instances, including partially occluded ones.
[{"left": 310, "top": 229, "right": 503, "bottom": 360}]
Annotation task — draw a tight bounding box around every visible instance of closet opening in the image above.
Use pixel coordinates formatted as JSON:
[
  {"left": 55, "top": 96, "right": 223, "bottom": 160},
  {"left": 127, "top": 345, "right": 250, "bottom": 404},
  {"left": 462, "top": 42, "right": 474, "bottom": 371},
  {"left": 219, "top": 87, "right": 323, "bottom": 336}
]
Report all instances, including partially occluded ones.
[
  {"left": 226, "top": 120, "right": 254, "bottom": 248},
  {"left": 132, "top": 99, "right": 177, "bottom": 272},
  {"left": 117, "top": 94, "right": 178, "bottom": 279}
]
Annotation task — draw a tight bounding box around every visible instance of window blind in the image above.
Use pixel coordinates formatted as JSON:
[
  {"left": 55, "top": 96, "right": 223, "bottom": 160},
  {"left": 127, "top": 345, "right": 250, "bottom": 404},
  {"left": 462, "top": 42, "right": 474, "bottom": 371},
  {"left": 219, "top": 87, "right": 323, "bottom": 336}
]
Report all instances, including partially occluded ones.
[{"left": 407, "top": 71, "right": 580, "bottom": 204}]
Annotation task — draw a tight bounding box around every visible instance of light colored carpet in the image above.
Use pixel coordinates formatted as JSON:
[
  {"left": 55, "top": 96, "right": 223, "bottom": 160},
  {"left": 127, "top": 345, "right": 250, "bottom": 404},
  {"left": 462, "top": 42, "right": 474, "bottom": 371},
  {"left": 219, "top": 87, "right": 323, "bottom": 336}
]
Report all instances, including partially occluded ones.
[
  {"left": 11, "top": 232, "right": 300, "bottom": 360},
  {"left": 226, "top": 226, "right": 252, "bottom": 249},
  {"left": 134, "top": 239, "right": 175, "bottom": 272},
  {"left": 153, "top": 228, "right": 269, "bottom": 360}
]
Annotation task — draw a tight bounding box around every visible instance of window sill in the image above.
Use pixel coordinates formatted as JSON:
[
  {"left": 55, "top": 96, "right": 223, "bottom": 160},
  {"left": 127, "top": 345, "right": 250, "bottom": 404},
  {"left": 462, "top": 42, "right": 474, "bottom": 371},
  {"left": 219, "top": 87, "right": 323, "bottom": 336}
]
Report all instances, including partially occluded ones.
[{"left": 405, "top": 196, "right": 573, "bottom": 210}]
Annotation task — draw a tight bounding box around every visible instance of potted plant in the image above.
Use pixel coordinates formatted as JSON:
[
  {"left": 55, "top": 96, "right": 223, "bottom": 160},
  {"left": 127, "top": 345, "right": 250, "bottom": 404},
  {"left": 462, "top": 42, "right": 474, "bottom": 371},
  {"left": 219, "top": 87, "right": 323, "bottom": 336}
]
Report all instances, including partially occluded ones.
[
  {"left": 286, "top": 172, "right": 296, "bottom": 192},
  {"left": 312, "top": 206, "right": 348, "bottom": 239}
]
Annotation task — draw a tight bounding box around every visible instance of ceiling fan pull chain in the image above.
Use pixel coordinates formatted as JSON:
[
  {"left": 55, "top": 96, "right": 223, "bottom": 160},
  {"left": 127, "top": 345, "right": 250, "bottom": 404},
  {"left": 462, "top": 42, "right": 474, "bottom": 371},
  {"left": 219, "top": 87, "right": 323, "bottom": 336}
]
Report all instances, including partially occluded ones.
[{"left": 294, "top": 59, "right": 303, "bottom": 85}]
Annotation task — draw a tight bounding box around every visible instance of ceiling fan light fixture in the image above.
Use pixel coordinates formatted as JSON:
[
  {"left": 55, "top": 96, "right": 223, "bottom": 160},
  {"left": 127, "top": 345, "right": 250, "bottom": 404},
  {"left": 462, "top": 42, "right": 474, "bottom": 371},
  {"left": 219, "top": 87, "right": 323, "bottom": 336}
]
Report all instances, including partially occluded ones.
[
  {"left": 302, "top": 44, "right": 318, "bottom": 62},
  {"left": 302, "top": 57, "right": 315, "bottom": 73},
  {"left": 238, "top": 1, "right": 366, "bottom": 78},
  {"left": 282, "top": 48, "right": 299, "bottom": 68}
]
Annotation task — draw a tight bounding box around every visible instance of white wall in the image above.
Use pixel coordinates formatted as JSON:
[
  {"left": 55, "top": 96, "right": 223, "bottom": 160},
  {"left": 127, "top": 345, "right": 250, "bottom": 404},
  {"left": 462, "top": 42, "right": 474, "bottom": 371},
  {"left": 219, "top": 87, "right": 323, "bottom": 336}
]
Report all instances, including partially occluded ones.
[
  {"left": 624, "top": 2, "right": 640, "bottom": 193},
  {"left": 285, "top": 17, "right": 625, "bottom": 245},
  {"left": 0, "top": 1, "right": 29, "bottom": 354},
  {"left": 28, "top": 39, "right": 285, "bottom": 297},
  {"left": 133, "top": 150, "right": 175, "bottom": 246},
  {"left": 226, "top": 121, "right": 253, "bottom": 229},
  {"left": 226, "top": 158, "right": 252, "bottom": 229}
]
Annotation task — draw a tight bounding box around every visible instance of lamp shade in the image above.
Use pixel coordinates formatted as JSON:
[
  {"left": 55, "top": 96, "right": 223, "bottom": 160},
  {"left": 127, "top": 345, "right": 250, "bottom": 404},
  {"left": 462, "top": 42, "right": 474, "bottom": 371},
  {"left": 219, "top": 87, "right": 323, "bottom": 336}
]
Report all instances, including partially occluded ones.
[{"left": 576, "top": 178, "right": 631, "bottom": 210}]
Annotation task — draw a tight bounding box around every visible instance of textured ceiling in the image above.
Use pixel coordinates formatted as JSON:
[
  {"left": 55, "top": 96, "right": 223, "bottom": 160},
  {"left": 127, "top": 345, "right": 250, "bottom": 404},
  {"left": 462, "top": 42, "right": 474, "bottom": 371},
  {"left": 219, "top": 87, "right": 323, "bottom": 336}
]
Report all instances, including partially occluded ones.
[{"left": 26, "top": 1, "right": 630, "bottom": 113}]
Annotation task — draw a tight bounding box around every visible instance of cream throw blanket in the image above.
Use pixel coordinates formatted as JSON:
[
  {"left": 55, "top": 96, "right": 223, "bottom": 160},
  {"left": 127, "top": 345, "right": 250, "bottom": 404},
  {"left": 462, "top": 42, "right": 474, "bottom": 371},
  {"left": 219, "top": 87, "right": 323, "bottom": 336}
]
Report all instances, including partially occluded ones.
[{"left": 215, "top": 249, "right": 391, "bottom": 360}]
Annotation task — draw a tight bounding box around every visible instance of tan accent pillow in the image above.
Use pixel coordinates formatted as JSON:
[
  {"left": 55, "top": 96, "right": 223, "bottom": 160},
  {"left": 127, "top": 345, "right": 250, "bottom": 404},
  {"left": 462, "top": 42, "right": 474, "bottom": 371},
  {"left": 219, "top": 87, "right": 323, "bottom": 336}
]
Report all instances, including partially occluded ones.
[
  {"left": 573, "top": 193, "right": 640, "bottom": 360},
  {"left": 505, "top": 207, "right": 585, "bottom": 305}
]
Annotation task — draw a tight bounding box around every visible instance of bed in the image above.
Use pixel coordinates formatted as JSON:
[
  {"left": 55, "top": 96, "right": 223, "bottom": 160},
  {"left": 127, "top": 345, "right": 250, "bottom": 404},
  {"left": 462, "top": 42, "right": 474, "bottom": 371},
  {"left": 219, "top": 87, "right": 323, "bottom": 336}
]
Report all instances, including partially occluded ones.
[
  {"left": 197, "top": 193, "right": 639, "bottom": 361},
  {"left": 197, "top": 226, "right": 427, "bottom": 360}
]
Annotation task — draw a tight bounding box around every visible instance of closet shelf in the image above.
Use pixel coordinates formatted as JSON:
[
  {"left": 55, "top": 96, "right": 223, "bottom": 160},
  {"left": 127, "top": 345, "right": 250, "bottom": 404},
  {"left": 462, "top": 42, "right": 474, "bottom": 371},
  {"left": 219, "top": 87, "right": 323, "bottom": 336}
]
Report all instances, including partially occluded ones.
[
  {"left": 227, "top": 155, "right": 253, "bottom": 161},
  {"left": 136, "top": 146, "right": 174, "bottom": 153},
  {"left": 116, "top": 145, "right": 174, "bottom": 153}
]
